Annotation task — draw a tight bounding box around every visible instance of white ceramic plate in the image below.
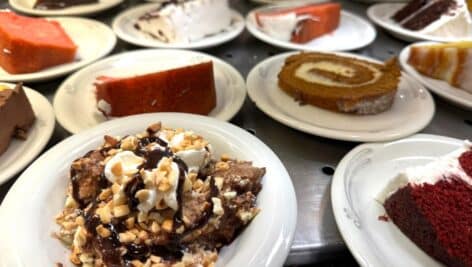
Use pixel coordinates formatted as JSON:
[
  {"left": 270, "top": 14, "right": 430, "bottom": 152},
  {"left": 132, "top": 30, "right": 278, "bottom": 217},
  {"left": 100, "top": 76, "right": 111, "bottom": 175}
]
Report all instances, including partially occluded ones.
[
  {"left": 246, "top": 51, "right": 435, "bottom": 142},
  {"left": 54, "top": 49, "right": 247, "bottom": 134},
  {"left": 0, "top": 83, "right": 55, "bottom": 185},
  {"left": 367, "top": 3, "right": 472, "bottom": 43},
  {"left": 249, "top": 0, "right": 326, "bottom": 4},
  {"left": 0, "top": 17, "right": 116, "bottom": 83},
  {"left": 246, "top": 6, "right": 376, "bottom": 52},
  {"left": 399, "top": 42, "right": 472, "bottom": 110},
  {"left": 9, "top": 0, "right": 123, "bottom": 16},
  {"left": 112, "top": 3, "right": 245, "bottom": 49},
  {"left": 0, "top": 113, "right": 297, "bottom": 267},
  {"left": 331, "top": 134, "right": 463, "bottom": 267}
]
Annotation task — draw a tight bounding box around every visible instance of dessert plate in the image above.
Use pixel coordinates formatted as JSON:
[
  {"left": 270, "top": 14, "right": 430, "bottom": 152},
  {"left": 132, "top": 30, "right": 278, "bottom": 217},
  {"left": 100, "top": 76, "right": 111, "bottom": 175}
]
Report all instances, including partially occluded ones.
[
  {"left": 0, "top": 17, "right": 116, "bottom": 83},
  {"left": 9, "top": 0, "right": 123, "bottom": 16},
  {"left": 246, "top": 51, "right": 435, "bottom": 142},
  {"left": 331, "top": 134, "right": 463, "bottom": 267},
  {"left": 367, "top": 3, "right": 472, "bottom": 43},
  {"left": 0, "top": 113, "right": 297, "bottom": 267},
  {"left": 112, "top": 3, "right": 245, "bottom": 49},
  {"left": 54, "top": 49, "right": 247, "bottom": 134},
  {"left": 0, "top": 83, "right": 55, "bottom": 186},
  {"left": 399, "top": 42, "right": 472, "bottom": 110},
  {"left": 246, "top": 6, "right": 376, "bottom": 52}
]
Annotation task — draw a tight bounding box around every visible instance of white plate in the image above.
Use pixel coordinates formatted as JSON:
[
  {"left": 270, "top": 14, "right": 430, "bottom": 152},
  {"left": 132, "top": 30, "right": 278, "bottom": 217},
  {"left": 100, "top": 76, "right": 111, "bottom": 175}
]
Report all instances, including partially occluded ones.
[
  {"left": 0, "top": 113, "right": 297, "bottom": 267},
  {"left": 54, "top": 49, "right": 247, "bottom": 134},
  {"left": 367, "top": 3, "right": 472, "bottom": 42},
  {"left": 331, "top": 134, "right": 463, "bottom": 267},
  {"left": 0, "top": 83, "right": 55, "bottom": 185},
  {"left": 249, "top": 0, "right": 327, "bottom": 4},
  {"left": 0, "top": 17, "right": 116, "bottom": 83},
  {"left": 399, "top": 42, "right": 472, "bottom": 110},
  {"left": 246, "top": 6, "right": 376, "bottom": 52},
  {"left": 9, "top": 0, "right": 123, "bottom": 16},
  {"left": 246, "top": 51, "right": 435, "bottom": 142},
  {"left": 112, "top": 4, "right": 245, "bottom": 49}
]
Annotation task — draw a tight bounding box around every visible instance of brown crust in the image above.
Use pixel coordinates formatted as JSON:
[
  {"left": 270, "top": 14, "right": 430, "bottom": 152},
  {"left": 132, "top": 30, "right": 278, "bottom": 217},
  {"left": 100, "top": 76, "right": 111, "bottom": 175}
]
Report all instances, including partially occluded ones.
[{"left": 277, "top": 52, "right": 401, "bottom": 114}]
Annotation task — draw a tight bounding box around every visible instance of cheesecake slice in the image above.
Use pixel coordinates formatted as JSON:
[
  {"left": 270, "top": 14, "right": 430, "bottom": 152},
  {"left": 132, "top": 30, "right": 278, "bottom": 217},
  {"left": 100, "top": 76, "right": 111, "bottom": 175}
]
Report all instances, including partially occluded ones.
[
  {"left": 95, "top": 61, "right": 216, "bottom": 117},
  {"left": 255, "top": 2, "right": 341, "bottom": 43},
  {"left": 408, "top": 42, "right": 472, "bottom": 94},
  {"left": 0, "top": 84, "right": 36, "bottom": 156}
]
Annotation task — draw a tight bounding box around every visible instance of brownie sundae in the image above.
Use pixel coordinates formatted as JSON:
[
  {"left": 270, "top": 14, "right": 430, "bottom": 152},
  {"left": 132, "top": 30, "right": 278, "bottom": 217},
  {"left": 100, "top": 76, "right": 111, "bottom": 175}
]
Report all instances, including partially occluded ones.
[{"left": 55, "top": 123, "right": 265, "bottom": 267}]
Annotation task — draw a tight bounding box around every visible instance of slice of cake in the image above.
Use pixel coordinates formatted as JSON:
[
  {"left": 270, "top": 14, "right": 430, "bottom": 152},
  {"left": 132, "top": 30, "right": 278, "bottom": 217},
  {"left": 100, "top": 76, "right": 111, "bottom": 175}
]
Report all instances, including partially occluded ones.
[
  {"left": 95, "top": 61, "right": 216, "bottom": 117},
  {"left": 408, "top": 41, "right": 472, "bottom": 94},
  {"left": 0, "top": 11, "right": 77, "bottom": 74},
  {"left": 134, "top": 0, "right": 232, "bottom": 43},
  {"left": 0, "top": 84, "right": 36, "bottom": 156},
  {"left": 378, "top": 142, "right": 472, "bottom": 267},
  {"left": 391, "top": 0, "right": 472, "bottom": 38},
  {"left": 34, "top": 0, "right": 99, "bottom": 10},
  {"left": 255, "top": 2, "right": 341, "bottom": 43},
  {"left": 278, "top": 52, "right": 401, "bottom": 114}
]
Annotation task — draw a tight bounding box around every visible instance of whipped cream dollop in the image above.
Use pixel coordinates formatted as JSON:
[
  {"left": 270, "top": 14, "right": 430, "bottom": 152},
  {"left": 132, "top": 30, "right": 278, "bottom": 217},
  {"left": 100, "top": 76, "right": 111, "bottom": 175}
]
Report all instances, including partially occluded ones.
[
  {"left": 376, "top": 141, "right": 472, "bottom": 203},
  {"left": 169, "top": 132, "right": 211, "bottom": 173},
  {"left": 104, "top": 151, "right": 144, "bottom": 183}
]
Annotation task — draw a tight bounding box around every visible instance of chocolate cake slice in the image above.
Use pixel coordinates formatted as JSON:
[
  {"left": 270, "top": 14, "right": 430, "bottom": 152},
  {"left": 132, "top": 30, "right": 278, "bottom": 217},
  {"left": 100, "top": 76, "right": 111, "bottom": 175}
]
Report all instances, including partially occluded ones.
[
  {"left": 0, "top": 83, "right": 35, "bottom": 155},
  {"left": 379, "top": 144, "right": 472, "bottom": 267}
]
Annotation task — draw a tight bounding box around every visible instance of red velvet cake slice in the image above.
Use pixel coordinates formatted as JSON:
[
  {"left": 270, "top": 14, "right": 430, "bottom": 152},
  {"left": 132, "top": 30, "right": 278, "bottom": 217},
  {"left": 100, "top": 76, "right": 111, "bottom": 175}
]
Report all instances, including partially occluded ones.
[
  {"left": 378, "top": 143, "right": 472, "bottom": 267},
  {"left": 0, "top": 11, "right": 77, "bottom": 74},
  {"left": 95, "top": 61, "right": 216, "bottom": 117}
]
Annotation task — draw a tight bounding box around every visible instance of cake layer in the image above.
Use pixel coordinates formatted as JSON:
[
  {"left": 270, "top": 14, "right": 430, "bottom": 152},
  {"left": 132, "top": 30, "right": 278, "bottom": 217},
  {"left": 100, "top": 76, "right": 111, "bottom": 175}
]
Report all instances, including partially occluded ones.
[
  {"left": 278, "top": 52, "right": 401, "bottom": 114},
  {"left": 391, "top": 0, "right": 472, "bottom": 38},
  {"left": 408, "top": 42, "right": 472, "bottom": 93},
  {"left": 0, "top": 11, "right": 77, "bottom": 74},
  {"left": 134, "top": 0, "right": 232, "bottom": 43},
  {"left": 255, "top": 3, "right": 341, "bottom": 43},
  {"left": 0, "top": 84, "right": 36, "bottom": 155},
  {"left": 34, "top": 0, "right": 99, "bottom": 10},
  {"left": 95, "top": 61, "right": 216, "bottom": 117}
]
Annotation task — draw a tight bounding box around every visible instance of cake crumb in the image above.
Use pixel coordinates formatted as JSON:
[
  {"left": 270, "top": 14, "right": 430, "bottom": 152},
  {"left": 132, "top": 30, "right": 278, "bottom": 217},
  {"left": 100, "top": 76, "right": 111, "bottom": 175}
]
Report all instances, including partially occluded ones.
[{"left": 378, "top": 215, "right": 390, "bottom": 222}]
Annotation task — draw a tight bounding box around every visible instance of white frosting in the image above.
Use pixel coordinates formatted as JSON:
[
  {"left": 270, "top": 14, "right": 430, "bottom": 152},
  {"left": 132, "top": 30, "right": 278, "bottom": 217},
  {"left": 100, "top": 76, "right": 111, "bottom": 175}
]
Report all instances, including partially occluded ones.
[
  {"left": 136, "top": 0, "right": 232, "bottom": 43},
  {"left": 97, "top": 99, "right": 112, "bottom": 115},
  {"left": 376, "top": 141, "right": 472, "bottom": 203},
  {"left": 256, "top": 12, "right": 319, "bottom": 41},
  {"left": 104, "top": 151, "right": 144, "bottom": 183}
]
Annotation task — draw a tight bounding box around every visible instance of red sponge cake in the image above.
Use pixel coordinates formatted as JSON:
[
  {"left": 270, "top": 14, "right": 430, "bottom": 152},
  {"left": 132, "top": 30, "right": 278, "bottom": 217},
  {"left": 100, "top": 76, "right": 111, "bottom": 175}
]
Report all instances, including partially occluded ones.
[
  {"left": 95, "top": 61, "right": 217, "bottom": 117},
  {"left": 255, "top": 3, "right": 341, "bottom": 43},
  {"left": 0, "top": 11, "right": 77, "bottom": 74}
]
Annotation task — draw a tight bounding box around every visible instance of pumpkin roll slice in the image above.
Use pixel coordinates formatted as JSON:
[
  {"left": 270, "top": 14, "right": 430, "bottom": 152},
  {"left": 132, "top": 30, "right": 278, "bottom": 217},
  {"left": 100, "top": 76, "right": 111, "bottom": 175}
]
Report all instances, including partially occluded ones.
[{"left": 278, "top": 52, "right": 401, "bottom": 115}]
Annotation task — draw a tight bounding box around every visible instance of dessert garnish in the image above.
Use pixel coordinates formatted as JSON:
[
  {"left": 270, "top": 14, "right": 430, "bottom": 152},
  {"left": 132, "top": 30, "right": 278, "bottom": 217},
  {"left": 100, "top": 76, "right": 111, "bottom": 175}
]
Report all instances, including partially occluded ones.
[
  {"left": 278, "top": 52, "right": 401, "bottom": 114},
  {"left": 55, "top": 122, "right": 265, "bottom": 267}
]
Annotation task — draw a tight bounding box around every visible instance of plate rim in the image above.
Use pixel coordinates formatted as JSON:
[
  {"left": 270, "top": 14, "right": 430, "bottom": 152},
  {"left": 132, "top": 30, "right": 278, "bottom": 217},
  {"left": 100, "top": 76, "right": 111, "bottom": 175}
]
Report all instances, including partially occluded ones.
[
  {"left": 245, "top": 7, "right": 377, "bottom": 52},
  {"left": 0, "top": 16, "right": 117, "bottom": 83},
  {"left": 330, "top": 133, "right": 464, "bottom": 267},
  {"left": 112, "top": 4, "right": 245, "bottom": 49},
  {"left": 367, "top": 3, "right": 472, "bottom": 43},
  {"left": 0, "top": 83, "right": 55, "bottom": 185},
  {"left": 399, "top": 42, "right": 472, "bottom": 110},
  {"left": 8, "top": 0, "right": 124, "bottom": 16},
  {"left": 0, "top": 112, "right": 297, "bottom": 267},
  {"left": 53, "top": 48, "right": 247, "bottom": 134},
  {"left": 246, "top": 51, "right": 436, "bottom": 142}
]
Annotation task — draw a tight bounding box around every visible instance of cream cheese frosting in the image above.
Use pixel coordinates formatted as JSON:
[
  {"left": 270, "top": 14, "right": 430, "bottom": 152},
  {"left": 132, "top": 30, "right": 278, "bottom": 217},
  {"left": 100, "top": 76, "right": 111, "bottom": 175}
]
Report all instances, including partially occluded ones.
[{"left": 377, "top": 141, "right": 472, "bottom": 204}]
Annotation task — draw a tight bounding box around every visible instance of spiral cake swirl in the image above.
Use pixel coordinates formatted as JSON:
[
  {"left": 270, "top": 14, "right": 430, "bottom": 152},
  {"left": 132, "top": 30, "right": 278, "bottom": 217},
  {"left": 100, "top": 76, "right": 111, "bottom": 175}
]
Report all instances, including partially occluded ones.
[{"left": 278, "top": 52, "right": 401, "bottom": 114}]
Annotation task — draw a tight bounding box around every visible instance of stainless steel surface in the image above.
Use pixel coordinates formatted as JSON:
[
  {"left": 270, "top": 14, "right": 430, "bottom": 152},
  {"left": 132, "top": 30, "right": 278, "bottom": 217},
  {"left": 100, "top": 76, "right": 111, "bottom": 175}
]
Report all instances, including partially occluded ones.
[{"left": 0, "top": 0, "right": 471, "bottom": 265}]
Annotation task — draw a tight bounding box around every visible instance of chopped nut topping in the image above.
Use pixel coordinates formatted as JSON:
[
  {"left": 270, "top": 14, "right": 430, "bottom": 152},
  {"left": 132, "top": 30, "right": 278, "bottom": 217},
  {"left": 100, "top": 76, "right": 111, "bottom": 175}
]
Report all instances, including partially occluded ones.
[
  {"left": 121, "top": 136, "right": 138, "bottom": 151},
  {"left": 114, "top": 205, "right": 130, "bottom": 217},
  {"left": 161, "top": 219, "right": 173, "bottom": 233},
  {"left": 104, "top": 135, "right": 119, "bottom": 147},
  {"left": 119, "top": 231, "right": 137, "bottom": 243},
  {"left": 147, "top": 122, "right": 162, "bottom": 134},
  {"left": 96, "top": 225, "right": 111, "bottom": 238},
  {"left": 215, "top": 161, "right": 229, "bottom": 171}
]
